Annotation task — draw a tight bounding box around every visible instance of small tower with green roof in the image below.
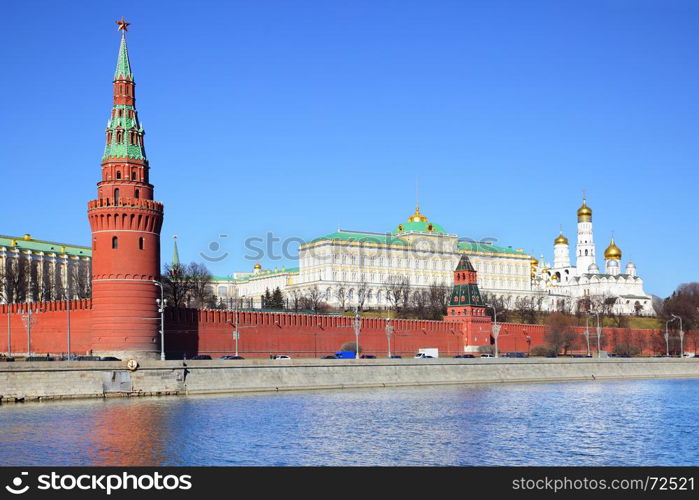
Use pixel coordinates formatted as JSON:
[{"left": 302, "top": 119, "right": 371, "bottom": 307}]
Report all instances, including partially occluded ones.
[{"left": 445, "top": 254, "right": 492, "bottom": 353}]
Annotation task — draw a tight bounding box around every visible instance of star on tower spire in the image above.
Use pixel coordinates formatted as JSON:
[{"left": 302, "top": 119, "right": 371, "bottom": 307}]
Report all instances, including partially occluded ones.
[{"left": 116, "top": 17, "right": 130, "bottom": 32}]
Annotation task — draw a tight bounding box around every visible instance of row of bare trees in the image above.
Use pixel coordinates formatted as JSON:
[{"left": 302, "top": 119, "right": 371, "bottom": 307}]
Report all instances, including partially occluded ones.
[
  {"left": 161, "top": 262, "right": 216, "bottom": 309},
  {"left": 0, "top": 254, "right": 91, "bottom": 303}
]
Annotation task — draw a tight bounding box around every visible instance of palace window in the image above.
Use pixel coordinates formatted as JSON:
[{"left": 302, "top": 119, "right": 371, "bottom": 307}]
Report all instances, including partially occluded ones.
[
  {"left": 116, "top": 171, "right": 122, "bottom": 180},
  {"left": 112, "top": 236, "right": 118, "bottom": 249},
  {"left": 114, "top": 188, "right": 120, "bottom": 203},
  {"left": 139, "top": 237, "right": 144, "bottom": 250},
  {"left": 135, "top": 189, "right": 140, "bottom": 199}
]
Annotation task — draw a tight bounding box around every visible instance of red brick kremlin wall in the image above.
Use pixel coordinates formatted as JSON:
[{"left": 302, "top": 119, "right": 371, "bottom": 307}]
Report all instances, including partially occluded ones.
[
  {"left": 0, "top": 301, "right": 93, "bottom": 355},
  {"left": 2, "top": 306, "right": 695, "bottom": 358}
]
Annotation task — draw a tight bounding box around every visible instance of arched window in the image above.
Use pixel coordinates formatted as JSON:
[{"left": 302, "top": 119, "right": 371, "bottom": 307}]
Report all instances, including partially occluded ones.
[
  {"left": 112, "top": 236, "right": 118, "bottom": 249},
  {"left": 116, "top": 171, "right": 122, "bottom": 180},
  {"left": 114, "top": 188, "right": 120, "bottom": 203},
  {"left": 131, "top": 171, "right": 137, "bottom": 180},
  {"left": 139, "top": 237, "right": 144, "bottom": 250},
  {"left": 585, "top": 249, "right": 588, "bottom": 256},
  {"left": 134, "top": 189, "right": 140, "bottom": 199}
]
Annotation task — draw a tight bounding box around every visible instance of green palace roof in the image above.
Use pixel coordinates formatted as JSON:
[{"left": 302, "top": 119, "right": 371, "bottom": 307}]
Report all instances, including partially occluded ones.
[
  {"left": 393, "top": 220, "right": 447, "bottom": 235},
  {"left": 0, "top": 235, "right": 91, "bottom": 258},
  {"left": 458, "top": 241, "right": 527, "bottom": 256},
  {"left": 213, "top": 267, "right": 300, "bottom": 283},
  {"left": 310, "top": 231, "right": 410, "bottom": 246}
]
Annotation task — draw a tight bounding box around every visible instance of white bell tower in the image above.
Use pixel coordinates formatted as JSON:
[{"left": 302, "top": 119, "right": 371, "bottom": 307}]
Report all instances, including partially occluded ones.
[{"left": 575, "top": 195, "right": 597, "bottom": 274}]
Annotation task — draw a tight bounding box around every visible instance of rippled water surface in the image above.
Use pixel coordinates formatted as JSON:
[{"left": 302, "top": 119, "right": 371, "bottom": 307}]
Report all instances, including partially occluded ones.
[{"left": 1, "top": 379, "right": 698, "bottom": 466}]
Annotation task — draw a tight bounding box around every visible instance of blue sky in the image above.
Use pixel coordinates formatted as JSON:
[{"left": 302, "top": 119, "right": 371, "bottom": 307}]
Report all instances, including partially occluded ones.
[{"left": 2, "top": 0, "right": 697, "bottom": 297}]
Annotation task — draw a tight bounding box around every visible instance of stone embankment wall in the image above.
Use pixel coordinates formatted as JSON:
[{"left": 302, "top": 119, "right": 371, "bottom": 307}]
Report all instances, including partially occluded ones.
[{"left": 2, "top": 358, "right": 699, "bottom": 403}]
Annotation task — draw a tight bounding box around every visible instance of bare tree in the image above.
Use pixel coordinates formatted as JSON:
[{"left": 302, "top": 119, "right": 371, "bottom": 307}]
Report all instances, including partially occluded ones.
[
  {"left": 334, "top": 286, "right": 347, "bottom": 312},
  {"left": 411, "top": 288, "right": 429, "bottom": 318},
  {"left": 189, "top": 262, "right": 214, "bottom": 308},
  {"left": 356, "top": 278, "right": 369, "bottom": 312},
  {"left": 161, "top": 263, "right": 192, "bottom": 307},
  {"left": 514, "top": 296, "right": 538, "bottom": 324},
  {"left": 384, "top": 275, "right": 411, "bottom": 317},
  {"left": 300, "top": 285, "right": 326, "bottom": 312},
  {"left": 545, "top": 312, "right": 578, "bottom": 355},
  {"left": 427, "top": 282, "right": 451, "bottom": 320}
]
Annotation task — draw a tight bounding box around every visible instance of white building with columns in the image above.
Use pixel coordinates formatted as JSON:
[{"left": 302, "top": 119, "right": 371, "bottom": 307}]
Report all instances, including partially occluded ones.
[{"left": 213, "top": 205, "right": 533, "bottom": 309}]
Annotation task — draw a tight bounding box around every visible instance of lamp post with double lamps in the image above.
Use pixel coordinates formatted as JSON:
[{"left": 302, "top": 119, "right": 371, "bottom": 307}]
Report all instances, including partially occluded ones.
[
  {"left": 153, "top": 280, "right": 167, "bottom": 361},
  {"left": 385, "top": 318, "right": 394, "bottom": 358},
  {"left": 486, "top": 304, "right": 500, "bottom": 358},
  {"left": 354, "top": 307, "right": 361, "bottom": 359}
]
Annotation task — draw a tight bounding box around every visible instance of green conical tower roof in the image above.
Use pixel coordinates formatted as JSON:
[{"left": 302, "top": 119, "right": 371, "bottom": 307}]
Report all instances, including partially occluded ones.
[
  {"left": 114, "top": 32, "right": 133, "bottom": 80},
  {"left": 455, "top": 254, "right": 475, "bottom": 272},
  {"left": 172, "top": 237, "right": 180, "bottom": 266},
  {"left": 102, "top": 25, "right": 147, "bottom": 162}
]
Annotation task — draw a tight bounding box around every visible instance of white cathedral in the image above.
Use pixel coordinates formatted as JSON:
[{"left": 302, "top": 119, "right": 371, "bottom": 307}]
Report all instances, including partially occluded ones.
[
  {"left": 531, "top": 197, "right": 652, "bottom": 315},
  {"left": 210, "top": 196, "right": 653, "bottom": 316}
]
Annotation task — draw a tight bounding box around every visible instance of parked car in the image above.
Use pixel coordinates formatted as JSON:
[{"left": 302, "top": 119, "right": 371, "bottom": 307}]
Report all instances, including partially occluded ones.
[
  {"left": 480, "top": 354, "right": 494, "bottom": 358},
  {"left": 321, "top": 355, "right": 338, "bottom": 359},
  {"left": 504, "top": 352, "right": 527, "bottom": 358},
  {"left": 335, "top": 351, "right": 357, "bottom": 359},
  {"left": 360, "top": 355, "right": 376, "bottom": 359},
  {"left": 414, "top": 353, "right": 434, "bottom": 359},
  {"left": 190, "top": 355, "right": 212, "bottom": 360},
  {"left": 99, "top": 356, "right": 121, "bottom": 361},
  {"left": 389, "top": 355, "right": 402, "bottom": 359},
  {"left": 454, "top": 354, "right": 476, "bottom": 358},
  {"left": 220, "top": 355, "right": 245, "bottom": 360},
  {"left": 273, "top": 355, "right": 291, "bottom": 360}
]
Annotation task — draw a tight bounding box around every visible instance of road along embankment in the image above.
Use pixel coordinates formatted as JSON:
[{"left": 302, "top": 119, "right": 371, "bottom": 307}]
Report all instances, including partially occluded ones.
[{"left": 2, "top": 357, "right": 699, "bottom": 403}]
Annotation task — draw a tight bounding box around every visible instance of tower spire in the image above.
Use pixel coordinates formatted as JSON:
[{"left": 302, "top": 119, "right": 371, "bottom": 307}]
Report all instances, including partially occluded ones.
[
  {"left": 172, "top": 235, "right": 180, "bottom": 266},
  {"left": 114, "top": 28, "right": 133, "bottom": 80}
]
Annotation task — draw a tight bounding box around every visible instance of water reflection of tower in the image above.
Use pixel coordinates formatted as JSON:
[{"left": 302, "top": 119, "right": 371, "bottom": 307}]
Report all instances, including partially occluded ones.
[{"left": 89, "top": 399, "right": 169, "bottom": 466}]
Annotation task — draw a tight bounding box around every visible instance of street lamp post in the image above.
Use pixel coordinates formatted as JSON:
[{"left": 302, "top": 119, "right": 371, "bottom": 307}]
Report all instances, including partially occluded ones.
[
  {"left": 233, "top": 301, "right": 240, "bottom": 357},
  {"left": 385, "top": 318, "right": 393, "bottom": 358},
  {"left": 584, "top": 316, "right": 591, "bottom": 357},
  {"left": 65, "top": 287, "right": 71, "bottom": 360},
  {"left": 153, "top": 280, "right": 166, "bottom": 361},
  {"left": 354, "top": 307, "right": 361, "bottom": 359},
  {"left": 665, "top": 318, "right": 674, "bottom": 357},
  {"left": 486, "top": 304, "right": 500, "bottom": 358},
  {"left": 6, "top": 304, "right": 10, "bottom": 357},
  {"left": 595, "top": 312, "right": 601, "bottom": 358}
]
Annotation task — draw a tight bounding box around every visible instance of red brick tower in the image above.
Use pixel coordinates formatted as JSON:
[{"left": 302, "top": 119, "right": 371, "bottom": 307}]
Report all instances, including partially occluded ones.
[
  {"left": 88, "top": 19, "right": 164, "bottom": 359},
  {"left": 444, "top": 255, "right": 492, "bottom": 353}
]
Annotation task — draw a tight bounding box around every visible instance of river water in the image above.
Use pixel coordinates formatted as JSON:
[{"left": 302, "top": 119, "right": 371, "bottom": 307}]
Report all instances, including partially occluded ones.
[{"left": 1, "top": 379, "right": 697, "bottom": 466}]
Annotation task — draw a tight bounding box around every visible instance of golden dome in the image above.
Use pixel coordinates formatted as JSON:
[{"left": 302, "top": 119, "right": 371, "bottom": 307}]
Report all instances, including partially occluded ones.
[
  {"left": 408, "top": 205, "right": 428, "bottom": 223},
  {"left": 253, "top": 263, "right": 262, "bottom": 270},
  {"left": 554, "top": 233, "right": 568, "bottom": 245},
  {"left": 604, "top": 237, "right": 622, "bottom": 260},
  {"left": 530, "top": 255, "right": 539, "bottom": 266},
  {"left": 577, "top": 198, "right": 592, "bottom": 220}
]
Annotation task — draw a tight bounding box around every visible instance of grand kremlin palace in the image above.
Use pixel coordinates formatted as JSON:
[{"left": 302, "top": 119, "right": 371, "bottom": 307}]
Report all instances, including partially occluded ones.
[{"left": 211, "top": 199, "right": 653, "bottom": 316}]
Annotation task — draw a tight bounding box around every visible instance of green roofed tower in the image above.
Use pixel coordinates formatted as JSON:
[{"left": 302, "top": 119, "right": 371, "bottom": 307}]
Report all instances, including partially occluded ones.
[{"left": 449, "top": 254, "right": 484, "bottom": 308}]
